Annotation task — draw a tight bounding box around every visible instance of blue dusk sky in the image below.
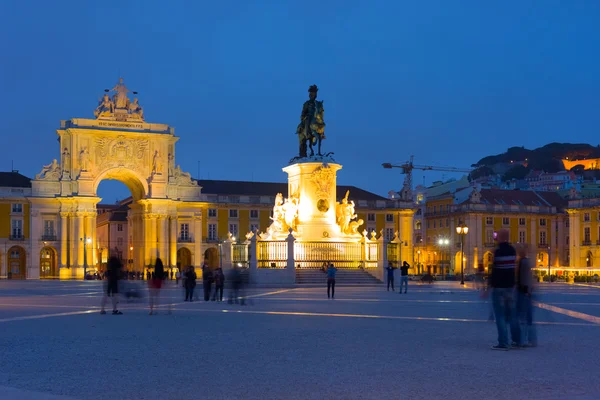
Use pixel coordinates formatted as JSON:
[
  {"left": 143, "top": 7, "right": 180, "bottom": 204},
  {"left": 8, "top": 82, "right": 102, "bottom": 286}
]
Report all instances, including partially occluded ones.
[{"left": 1, "top": 1, "right": 599, "bottom": 203}]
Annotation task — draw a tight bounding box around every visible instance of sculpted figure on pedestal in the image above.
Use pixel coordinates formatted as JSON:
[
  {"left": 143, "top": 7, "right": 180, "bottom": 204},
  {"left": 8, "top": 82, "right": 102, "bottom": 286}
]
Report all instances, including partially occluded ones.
[
  {"left": 62, "top": 148, "right": 70, "bottom": 174},
  {"left": 128, "top": 97, "right": 144, "bottom": 120},
  {"left": 111, "top": 77, "right": 130, "bottom": 109},
  {"left": 79, "top": 147, "right": 91, "bottom": 171},
  {"left": 94, "top": 94, "right": 114, "bottom": 118},
  {"left": 296, "top": 85, "right": 326, "bottom": 158},
  {"left": 152, "top": 150, "right": 163, "bottom": 175},
  {"left": 336, "top": 190, "right": 363, "bottom": 235},
  {"left": 36, "top": 159, "right": 61, "bottom": 180}
]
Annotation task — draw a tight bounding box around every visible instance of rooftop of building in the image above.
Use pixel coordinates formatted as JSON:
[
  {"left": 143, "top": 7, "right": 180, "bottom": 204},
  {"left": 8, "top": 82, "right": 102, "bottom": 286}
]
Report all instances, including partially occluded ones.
[
  {"left": 196, "top": 179, "right": 388, "bottom": 202},
  {"left": 476, "top": 188, "right": 567, "bottom": 208},
  {"left": 0, "top": 171, "right": 32, "bottom": 188}
]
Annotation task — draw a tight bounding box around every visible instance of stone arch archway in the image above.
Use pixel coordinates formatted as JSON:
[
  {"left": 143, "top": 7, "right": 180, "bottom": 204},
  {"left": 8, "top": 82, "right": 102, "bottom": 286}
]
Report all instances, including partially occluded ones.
[
  {"left": 92, "top": 167, "right": 148, "bottom": 201},
  {"left": 29, "top": 78, "right": 201, "bottom": 280},
  {"left": 7, "top": 246, "right": 26, "bottom": 279},
  {"left": 586, "top": 251, "right": 593, "bottom": 267},
  {"left": 454, "top": 251, "right": 467, "bottom": 276},
  {"left": 177, "top": 247, "right": 192, "bottom": 269},
  {"left": 40, "top": 247, "right": 58, "bottom": 279}
]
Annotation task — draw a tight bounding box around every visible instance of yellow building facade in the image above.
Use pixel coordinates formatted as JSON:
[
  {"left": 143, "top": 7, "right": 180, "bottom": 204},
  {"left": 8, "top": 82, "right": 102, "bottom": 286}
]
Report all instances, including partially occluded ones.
[
  {"left": 566, "top": 197, "right": 600, "bottom": 274},
  {"left": 421, "top": 186, "right": 568, "bottom": 276}
]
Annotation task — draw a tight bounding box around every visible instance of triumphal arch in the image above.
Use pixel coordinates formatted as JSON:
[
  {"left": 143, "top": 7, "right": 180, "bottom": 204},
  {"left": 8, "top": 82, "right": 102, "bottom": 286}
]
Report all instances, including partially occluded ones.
[{"left": 29, "top": 79, "right": 201, "bottom": 279}]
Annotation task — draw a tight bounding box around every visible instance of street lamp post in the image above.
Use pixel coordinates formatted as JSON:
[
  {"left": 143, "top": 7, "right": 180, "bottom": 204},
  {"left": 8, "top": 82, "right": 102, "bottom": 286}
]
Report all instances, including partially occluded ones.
[
  {"left": 80, "top": 236, "right": 92, "bottom": 280},
  {"left": 455, "top": 224, "right": 469, "bottom": 285},
  {"left": 547, "top": 245, "right": 551, "bottom": 283},
  {"left": 417, "top": 250, "right": 421, "bottom": 275},
  {"left": 438, "top": 238, "right": 449, "bottom": 280}
]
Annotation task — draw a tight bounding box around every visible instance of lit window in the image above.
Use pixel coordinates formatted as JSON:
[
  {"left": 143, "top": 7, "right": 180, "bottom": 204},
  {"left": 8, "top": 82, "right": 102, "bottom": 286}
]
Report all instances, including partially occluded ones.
[
  {"left": 539, "top": 231, "right": 547, "bottom": 245},
  {"left": 208, "top": 224, "right": 217, "bottom": 241},
  {"left": 415, "top": 221, "right": 422, "bottom": 230},
  {"left": 229, "top": 223, "right": 238, "bottom": 237},
  {"left": 385, "top": 228, "right": 394, "bottom": 241},
  {"left": 180, "top": 223, "right": 190, "bottom": 240}
]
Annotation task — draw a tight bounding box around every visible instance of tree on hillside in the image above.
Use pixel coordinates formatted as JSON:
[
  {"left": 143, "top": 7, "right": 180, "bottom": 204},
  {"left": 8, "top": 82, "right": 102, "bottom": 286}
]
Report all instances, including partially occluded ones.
[{"left": 502, "top": 165, "right": 530, "bottom": 182}]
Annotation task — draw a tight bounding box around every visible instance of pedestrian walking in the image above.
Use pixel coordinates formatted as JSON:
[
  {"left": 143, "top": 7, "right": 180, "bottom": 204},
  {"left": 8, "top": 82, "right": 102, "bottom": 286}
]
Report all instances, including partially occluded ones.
[
  {"left": 149, "top": 258, "right": 166, "bottom": 315},
  {"left": 386, "top": 262, "right": 397, "bottom": 291},
  {"left": 399, "top": 261, "right": 410, "bottom": 294},
  {"left": 228, "top": 265, "right": 243, "bottom": 304},
  {"left": 184, "top": 266, "right": 197, "bottom": 301},
  {"left": 175, "top": 269, "right": 181, "bottom": 286},
  {"left": 202, "top": 262, "right": 213, "bottom": 302},
  {"left": 327, "top": 263, "right": 337, "bottom": 299},
  {"left": 516, "top": 244, "right": 537, "bottom": 347},
  {"left": 489, "top": 229, "right": 520, "bottom": 350},
  {"left": 213, "top": 267, "right": 225, "bottom": 302},
  {"left": 100, "top": 256, "right": 123, "bottom": 315}
]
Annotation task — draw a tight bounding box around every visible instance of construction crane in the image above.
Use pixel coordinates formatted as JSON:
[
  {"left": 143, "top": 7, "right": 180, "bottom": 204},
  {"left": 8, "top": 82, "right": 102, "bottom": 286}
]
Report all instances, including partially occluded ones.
[{"left": 382, "top": 156, "right": 472, "bottom": 200}]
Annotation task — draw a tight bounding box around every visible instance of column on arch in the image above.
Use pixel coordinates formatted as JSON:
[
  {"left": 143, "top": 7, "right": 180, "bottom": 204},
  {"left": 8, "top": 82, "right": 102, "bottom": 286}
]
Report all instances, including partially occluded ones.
[
  {"left": 59, "top": 212, "right": 69, "bottom": 268},
  {"left": 84, "top": 212, "right": 94, "bottom": 267},
  {"left": 143, "top": 214, "right": 153, "bottom": 267},
  {"left": 193, "top": 213, "right": 202, "bottom": 267},
  {"left": 169, "top": 215, "right": 177, "bottom": 268},
  {"left": 75, "top": 212, "right": 84, "bottom": 268},
  {"left": 158, "top": 215, "right": 169, "bottom": 263}
]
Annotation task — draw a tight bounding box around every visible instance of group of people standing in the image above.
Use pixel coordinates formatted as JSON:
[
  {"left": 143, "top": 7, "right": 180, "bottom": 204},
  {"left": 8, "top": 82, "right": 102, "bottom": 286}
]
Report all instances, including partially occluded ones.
[
  {"left": 488, "top": 229, "right": 537, "bottom": 350},
  {"left": 99, "top": 257, "right": 247, "bottom": 315},
  {"left": 385, "top": 261, "right": 410, "bottom": 293}
]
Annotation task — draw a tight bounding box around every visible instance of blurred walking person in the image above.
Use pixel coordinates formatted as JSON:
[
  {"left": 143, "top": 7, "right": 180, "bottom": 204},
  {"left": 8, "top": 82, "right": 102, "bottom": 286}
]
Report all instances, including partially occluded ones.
[
  {"left": 489, "top": 229, "right": 520, "bottom": 350},
  {"left": 386, "top": 262, "right": 397, "bottom": 291},
  {"left": 213, "top": 267, "right": 225, "bottom": 302},
  {"left": 184, "top": 266, "right": 197, "bottom": 302},
  {"left": 399, "top": 261, "right": 410, "bottom": 294},
  {"left": 228, "top": 265, "right": 242, "bottom": 304},
  {"left": 327, "top": 263, "right": 337, "bottom": 299},
  {"left": 100, "top": 256, "right": 123, "bottom": 315},
  {"left": 176, "top": 269, "right": 181, "bottom": 286},
  {"left": 149, "top": 258, "right": 166, "bottom": 315},
  {"left": 517, "top": 244, "right": 537, "bottom": 347}
]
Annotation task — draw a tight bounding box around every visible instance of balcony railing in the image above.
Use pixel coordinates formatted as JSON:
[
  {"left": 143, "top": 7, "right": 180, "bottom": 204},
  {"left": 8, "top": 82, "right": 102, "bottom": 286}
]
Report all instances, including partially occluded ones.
[
  {"left": 41, "top": 234, "right": 57, "bottom": 241},
  {"left": 538, "top": 243, "right": 549, "bottom": 248},
  {"left": 178, "top": 236, "right": 194, "bottom": 243},
  {"left": 582, "top": 241, "right": 592, "bottom": 246},
  {"left": 9, "top": 234, "right": 24, "bottom": 240}
]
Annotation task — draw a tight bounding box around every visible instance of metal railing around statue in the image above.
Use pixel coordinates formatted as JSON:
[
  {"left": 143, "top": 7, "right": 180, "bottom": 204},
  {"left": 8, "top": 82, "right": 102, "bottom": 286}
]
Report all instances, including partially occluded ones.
[
  {"left": 257, "top": 240, "right": 288, "bottom": 268},
  {"left": 387, "top": 242, "right": 400, "bottom": 267},
  {"left": 293, "top": 241, "right": 378, "bottom": 269},
  {"left": 232, "top": 243, "right": 249, "bottom": 268}
]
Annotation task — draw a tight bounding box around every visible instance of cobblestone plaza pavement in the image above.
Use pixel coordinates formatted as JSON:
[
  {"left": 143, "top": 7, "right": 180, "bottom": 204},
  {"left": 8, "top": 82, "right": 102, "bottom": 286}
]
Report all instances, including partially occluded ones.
[{"left": 0, "top": 280, "right": 599, "bottom": 400}]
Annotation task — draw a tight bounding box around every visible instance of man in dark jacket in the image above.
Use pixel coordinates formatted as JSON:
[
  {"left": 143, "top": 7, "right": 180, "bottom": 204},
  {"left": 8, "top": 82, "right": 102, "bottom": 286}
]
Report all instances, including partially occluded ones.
[
  {"left": 202, "top": 263, "right": 213, "bottom": 302},
  {"left": 489, "top": 229, "right": 520, "bottom": 350},
  {"left": 100, "top": 256, "right": 123, "bottom": 315},
  {"left": 385, "top": 262, "right": 397, "bottom": 291},
  {"left": 399, "top": 261, "right": 410, "bottom": 294},
  {"left": 184, "top": 266, "right": 197, "bottom": 301}
]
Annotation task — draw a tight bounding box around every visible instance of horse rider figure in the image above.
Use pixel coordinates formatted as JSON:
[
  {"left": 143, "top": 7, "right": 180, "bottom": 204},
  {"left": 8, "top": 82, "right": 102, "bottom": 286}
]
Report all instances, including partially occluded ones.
[{"left": 296, "top": 84, "right": 326, "bottom": 158}]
